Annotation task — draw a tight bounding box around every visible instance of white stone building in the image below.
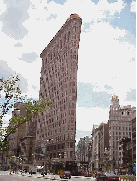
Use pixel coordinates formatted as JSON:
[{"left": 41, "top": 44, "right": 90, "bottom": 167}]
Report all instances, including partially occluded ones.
[{"left": 108, "top": 95, "right": 136, "bottom": 171}]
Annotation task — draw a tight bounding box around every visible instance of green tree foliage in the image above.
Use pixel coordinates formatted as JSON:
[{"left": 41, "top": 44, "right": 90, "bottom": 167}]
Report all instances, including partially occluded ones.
[
  {"left": 0, "top": 74, "right": 52, "bottom": 151},
  {"left": 9, "top": 157, "right": 15, "bottom": 167},
  {"left": 0, "top": 75, "right": 21, "bottom": 122}
]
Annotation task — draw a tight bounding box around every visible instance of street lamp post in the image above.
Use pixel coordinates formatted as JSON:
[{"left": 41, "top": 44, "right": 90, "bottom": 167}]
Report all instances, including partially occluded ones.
[
  {"left": 12, "top": 155, "right": 16, "bottom": 173},
  {"left": 21, "top": 155, "right": 25, "bottom": 171},
  {"left": 59, "top": 153, "right": 61, "bottom": 171}
]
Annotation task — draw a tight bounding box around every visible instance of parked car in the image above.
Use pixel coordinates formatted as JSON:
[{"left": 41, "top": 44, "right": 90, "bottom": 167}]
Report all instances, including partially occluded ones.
[
  {"left": 29, "top": 170, "right": 36, "bottom": 174},
  {"left": 60, "top": 171, "right": 71, "bottom": 179},
  {"left": 41, "top": 170, "right": 47, "bottom": 175},
  {"left": 96, "top": 173, "right": 119, "bottom": 181}
]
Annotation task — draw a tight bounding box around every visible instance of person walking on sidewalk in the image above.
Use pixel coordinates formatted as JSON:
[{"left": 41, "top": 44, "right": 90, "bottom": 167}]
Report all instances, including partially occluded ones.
[{"left": 41, "top": 170, "right": 44, "bottom": 177}]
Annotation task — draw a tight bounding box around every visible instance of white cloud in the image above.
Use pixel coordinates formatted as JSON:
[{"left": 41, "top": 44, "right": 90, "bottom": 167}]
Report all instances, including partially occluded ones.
[
  {"left": 78, "top": 21, "right": 136, "bottom": 105},
  {"left": 0, "top": 0, "right": 7, "bottom": 15},
  {"left": 2, "top": 114, "right": 12, "bottom": 127},
  {"left": 130, "top": 1, "right": 136, "bottom": 13},
  {"left": 97, "top": 0, "right": 125, "bottom": 15},
  {"left": 75, "top": 138, "right": 80, "bottom": 145},
  {"left": 76, "top": 105, "right": 109, "bottom": 131}
]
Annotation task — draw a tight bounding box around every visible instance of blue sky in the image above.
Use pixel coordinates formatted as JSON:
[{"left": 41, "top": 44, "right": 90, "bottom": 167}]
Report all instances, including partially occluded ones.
[{"left": 0, "top": 0, "right": 136, "bottom": 139}]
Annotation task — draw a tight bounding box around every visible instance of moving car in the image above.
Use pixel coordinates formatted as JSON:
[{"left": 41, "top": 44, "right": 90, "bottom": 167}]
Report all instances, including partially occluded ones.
[
  {"left": 60, "top": 171, "right": 71, "bottom": 179},
  {"left": 84, "top": 172, "right": 91, "bottom": 177},
  {"left": 20, "top": 170, "right": 26, "bottom": 173},
  {"left": 96, "top": 173, "right": 119, "bottom": 181}
]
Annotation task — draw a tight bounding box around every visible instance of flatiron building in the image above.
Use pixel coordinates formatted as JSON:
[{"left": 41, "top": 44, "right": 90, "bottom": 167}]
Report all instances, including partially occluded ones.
[{"left": 36, "top": 14, "right": 82, "bottom": 172}]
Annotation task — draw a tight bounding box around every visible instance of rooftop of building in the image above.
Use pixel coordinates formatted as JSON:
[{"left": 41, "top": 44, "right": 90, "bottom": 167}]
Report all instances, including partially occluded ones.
[
  {"left": 70, "top": 13, "right": 80, "bottom": 18},
  {"left": 130, "top": 109, "right": 136, "bottom": 120},
  {"left": 40, "top": 14, "right": 82, "bottom": 58},
  {"left": 121, "top": 105, "right": 131, "bottom": 109}
]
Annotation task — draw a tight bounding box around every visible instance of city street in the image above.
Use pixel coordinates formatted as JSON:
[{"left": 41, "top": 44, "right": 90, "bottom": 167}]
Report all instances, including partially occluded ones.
[{"left": 0, "top": 171, "right": 96, "bottom": 181}]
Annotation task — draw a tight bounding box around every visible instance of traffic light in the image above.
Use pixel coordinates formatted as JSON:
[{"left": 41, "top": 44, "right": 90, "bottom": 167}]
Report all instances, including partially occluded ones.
[{"left": 107, "top": 161, "right": 111, "bottom": 166}]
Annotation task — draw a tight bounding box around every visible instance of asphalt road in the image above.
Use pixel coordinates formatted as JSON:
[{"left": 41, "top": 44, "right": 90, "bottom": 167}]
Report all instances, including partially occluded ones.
[{"left": 0, "top": 171, "right": 96, "bottom": 181}]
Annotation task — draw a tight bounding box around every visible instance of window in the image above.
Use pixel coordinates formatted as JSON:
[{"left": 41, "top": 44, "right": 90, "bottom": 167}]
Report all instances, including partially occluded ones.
[
  {"left": 64, "top": 34, "right": 66, "bottom": 46},
  {"left": 71, "top": 110, "right": 74, "bottom": 115},
  {"left": 70, "top": 151, "right": 73, "bottom": 158},
  {"left": 70, "top": 142, "right": 73, "bottom": 148},
  {"left": 60, "top": 39, "right": 62, "bottom": 49},
  {"left": 68, "top": 31, "right": 70, "bottom": 41}
]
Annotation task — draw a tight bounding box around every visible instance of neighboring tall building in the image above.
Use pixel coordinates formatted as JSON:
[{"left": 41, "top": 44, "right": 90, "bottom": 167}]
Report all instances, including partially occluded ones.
[
  {"left": 131, "top": 110, "right": 136, "bottom": 168},
  {"left": 36, "top": 14, "right": 82, "bottom": 172},
  {"left": 91, "top": 125, "right": 100, "bottom": 171},
  {"left": 108, "top": 95, "right": 136, "bottom": 171},
  {"left": 91, "top": 123, "right": 109, "bottom": 172},
  {"left": 98, "top": 123, "right": 109, "bottom": 171},
  {"left": 118, "top": 110, "right": 136, "bottom": 174},
  {"left": 119, "top": 137, "right": 132, "bottom": 174},
  {"left": 8, "top": 102, "right": 37, "bottom": 171},
  {"left": 76, "top": 136, "right": 92, "bottom": 174}
]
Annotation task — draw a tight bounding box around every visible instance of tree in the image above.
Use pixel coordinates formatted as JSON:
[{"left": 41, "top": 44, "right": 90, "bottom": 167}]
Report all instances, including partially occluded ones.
[
  {"left": 0, "top": 74, "right": 52, "bottom": 151},
  {"left": 8, "top": 157, "right": 15, "bottom": 169}
]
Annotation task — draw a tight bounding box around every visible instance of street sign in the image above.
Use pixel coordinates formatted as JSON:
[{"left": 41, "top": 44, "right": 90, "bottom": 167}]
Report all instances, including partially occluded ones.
[
  {"left": 107, "top": 161, "right": 111, "bottom": 166},
  {"left": 77, "top": 162, "right": 80, "bottom": 166},
  {"left": 107, "top": 166, "right": 111, "bottom": 170},
  {"left": 133, "top": 167, "right": 136, "bottom": 172}
]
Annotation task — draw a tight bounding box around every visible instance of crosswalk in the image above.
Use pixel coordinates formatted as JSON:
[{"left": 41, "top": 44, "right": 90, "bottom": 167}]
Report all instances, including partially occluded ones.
[
  {"left": 22, "top": 175, "right": 96, "bottom": 180},
  {"left": 0, "top": 172, "right": 96, "bottom": 180}
]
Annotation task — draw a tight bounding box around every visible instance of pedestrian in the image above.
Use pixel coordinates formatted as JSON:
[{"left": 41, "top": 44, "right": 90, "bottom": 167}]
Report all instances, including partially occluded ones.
[
  {"left": 43, "top": 171, "right": 44, "bottom": 177},
  {"left": 31, "top": 169, "right": 32, "bottom": 175}
]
